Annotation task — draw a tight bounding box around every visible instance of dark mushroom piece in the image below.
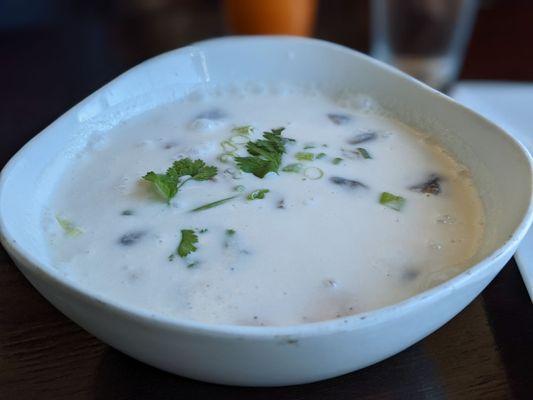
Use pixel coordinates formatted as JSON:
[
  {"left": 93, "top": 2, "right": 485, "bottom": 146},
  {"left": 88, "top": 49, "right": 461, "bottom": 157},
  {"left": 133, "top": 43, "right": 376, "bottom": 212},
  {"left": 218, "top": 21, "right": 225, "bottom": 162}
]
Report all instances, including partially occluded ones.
[
  {"left": 118, "top": 231, "right": 146, "bottom": 246},
  {"left": 329, "top": 176, "right": 368, "bottom": 189},
  {"left": 410, "top": 174, "right": 442, "bottom": 195},
  {"left": 348, "top": 132, "right": 377, "bottom": 145},
  {"left": 163, "top": 142, "right": 178, "bottom": 149},
  {"left": 402, "top": 269, "right": 420, "bottom": 282},
  {"left": 327, "top": 113, "right": 352, "bottom": 125},
  {"left": 194, "top": 109, "right": 227, "bottom": 120}
]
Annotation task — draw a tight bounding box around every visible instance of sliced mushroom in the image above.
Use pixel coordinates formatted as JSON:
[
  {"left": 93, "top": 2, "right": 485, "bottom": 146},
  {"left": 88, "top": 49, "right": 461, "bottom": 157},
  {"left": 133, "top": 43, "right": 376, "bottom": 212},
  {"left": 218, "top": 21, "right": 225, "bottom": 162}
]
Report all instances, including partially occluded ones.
[
  {"left": 327, "top": 113, "right": 352, "bottom": 125},
  {"left": 348, "top": 132, "right": 377, "bottom": 145},
  {"left": 118, "top": 231, "right": 146, "bottom": 246},
  {"left": 410, "top": 174, "right": 441, "bottom": 195},
  {"left": 329, "top": 176, "right": 368, "bottom": 189}
]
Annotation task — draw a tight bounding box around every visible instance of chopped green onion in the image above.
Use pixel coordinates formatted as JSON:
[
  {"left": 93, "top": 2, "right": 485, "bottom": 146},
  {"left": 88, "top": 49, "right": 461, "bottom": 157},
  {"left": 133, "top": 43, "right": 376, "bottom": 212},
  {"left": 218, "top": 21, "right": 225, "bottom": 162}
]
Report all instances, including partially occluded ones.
[
  {"left": 218, "top": 153, "right": 235, "bottom": 163},
  {"left": 56, "top": 216, "right": 83, "bottom": 237},
  {"left": 357, "top": 147, "right": 372, "bottom": 159},
  {"left": 233, "top": 184, "right": 246, "bottom": 192},
  {"left": 303, "top": 167, "right": 324, "bottom": 180},
  {"left": 295, "top": 152, "right": 315, "bottom": 161},
  {"left": 332, "top": 157, "right": 343, "bottom": 165},
  {"left": 229, "top": 134, "right": 250, "bottom": 145},
  {"left": 191, "top": 195, "right": 239, "bottom": 212},
  {"left": 247, "top": 189, "right": 270, "bottom": 200},
  {"left": 316, "top": 152, "right": 327, "bottom": 159},
  {"left": 232, "top": 125, "right": 254, "bottom": 135},
  {"left": 221, "top": 140, "right": 238, "bottom": 152},
  {"left": 303, "top": 143, "right": 316, "bottom": 150},
  {"left": 379, "top": 192, "right": 406, "bottom": 211},
  {"left": 187, "top": 261, "right": 199, "bottom": 268},
  {"left": 226, "top": 229, "right": 236, "bottom": 236},
  {"left": 223, "top": 168, "right": 242, "bottom": 180},
  {"left": 282, "top": 163, "right": 303, "bottom": 173}
]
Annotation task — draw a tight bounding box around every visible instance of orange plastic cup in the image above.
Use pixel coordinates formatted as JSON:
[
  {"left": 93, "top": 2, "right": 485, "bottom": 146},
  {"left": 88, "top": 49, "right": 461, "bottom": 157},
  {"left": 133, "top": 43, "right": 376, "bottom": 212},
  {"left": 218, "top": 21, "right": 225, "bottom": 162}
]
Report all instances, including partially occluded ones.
[{"left": 223, "top": 0, "right": 318, "bottom": 36}]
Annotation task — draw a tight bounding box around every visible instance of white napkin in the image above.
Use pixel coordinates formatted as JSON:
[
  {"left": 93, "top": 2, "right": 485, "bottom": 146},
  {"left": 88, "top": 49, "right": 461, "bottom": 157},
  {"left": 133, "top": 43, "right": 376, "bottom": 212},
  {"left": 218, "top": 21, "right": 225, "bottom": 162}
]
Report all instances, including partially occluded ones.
[{"left": 452, "top": 81, "right": 533, "bottom": 300}]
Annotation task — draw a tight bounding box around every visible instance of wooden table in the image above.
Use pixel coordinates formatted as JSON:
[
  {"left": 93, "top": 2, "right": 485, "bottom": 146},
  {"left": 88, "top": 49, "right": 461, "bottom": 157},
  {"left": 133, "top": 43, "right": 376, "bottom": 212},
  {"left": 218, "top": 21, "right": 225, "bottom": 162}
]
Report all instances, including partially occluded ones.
[{"left": 1, "top": 1, "right": 532, "bottom": 398}]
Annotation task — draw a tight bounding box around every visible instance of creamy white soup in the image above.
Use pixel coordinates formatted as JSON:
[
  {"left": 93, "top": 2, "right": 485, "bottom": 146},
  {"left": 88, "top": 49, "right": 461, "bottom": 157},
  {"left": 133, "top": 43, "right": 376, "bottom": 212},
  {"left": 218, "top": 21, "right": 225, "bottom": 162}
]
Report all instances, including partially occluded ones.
[{"left": 43, "top": 86, "right": 485, "bottom": 326}]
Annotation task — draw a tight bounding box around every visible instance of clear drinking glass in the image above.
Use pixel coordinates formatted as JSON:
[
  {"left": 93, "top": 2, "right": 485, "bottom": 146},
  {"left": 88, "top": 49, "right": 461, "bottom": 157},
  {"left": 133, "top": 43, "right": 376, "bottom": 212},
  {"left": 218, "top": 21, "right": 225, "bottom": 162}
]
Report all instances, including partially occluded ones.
[{"left": 371, "top": 0, "right": 479, "bottom": 92}]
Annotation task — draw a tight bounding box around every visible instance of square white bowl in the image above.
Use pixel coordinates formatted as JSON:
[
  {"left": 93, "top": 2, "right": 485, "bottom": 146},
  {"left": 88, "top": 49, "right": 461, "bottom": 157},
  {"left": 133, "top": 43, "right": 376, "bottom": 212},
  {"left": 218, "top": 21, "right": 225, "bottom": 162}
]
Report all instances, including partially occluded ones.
[{"left": 0, "top": 37, "right": 531, "bottom": 386}]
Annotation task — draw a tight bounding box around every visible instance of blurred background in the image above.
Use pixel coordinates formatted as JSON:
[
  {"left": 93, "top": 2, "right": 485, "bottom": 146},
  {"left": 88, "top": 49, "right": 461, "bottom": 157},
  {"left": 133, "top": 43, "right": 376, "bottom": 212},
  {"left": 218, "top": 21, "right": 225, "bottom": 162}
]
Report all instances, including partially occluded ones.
[{"left": 1, "top": 0, "right": 532, "bottom": 163}]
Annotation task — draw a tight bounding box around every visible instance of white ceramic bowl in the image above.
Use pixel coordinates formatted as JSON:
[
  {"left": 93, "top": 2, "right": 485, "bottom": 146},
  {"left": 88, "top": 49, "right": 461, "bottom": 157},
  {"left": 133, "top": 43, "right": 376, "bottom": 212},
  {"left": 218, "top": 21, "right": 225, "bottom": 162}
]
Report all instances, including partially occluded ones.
[{"left": 1, "top": 37, "right": 532, "bottom": 386}]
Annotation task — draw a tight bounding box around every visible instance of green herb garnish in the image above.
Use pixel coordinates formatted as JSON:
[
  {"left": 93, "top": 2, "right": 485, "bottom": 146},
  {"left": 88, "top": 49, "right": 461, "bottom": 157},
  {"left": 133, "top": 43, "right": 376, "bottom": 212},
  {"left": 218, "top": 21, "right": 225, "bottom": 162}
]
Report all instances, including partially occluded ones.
[
  {"left": 332, "top": 157, "right": 343, "bottom": 165},
  {"left": 143, "top": 158, "right": 217, "bottom": 203},
  {"left": 229, "top": 134, "right": 250, "bottom": 145},
  {"left": 191, "top": 195, "right": 239, "bottom": 212},
  {"left": 232, "top": 125, "right": 254, "bottom": 135},
  {"left": 303, "top": 167, "right": 324, "bottom": 180},
  {"left": 357, "top": 148, "right": 372, "bottom": 159},
  {"left": 247, "top": 189, "right": 270, "bottom": 200},
  {"left": 235, "top": 128, "right": 287, "bottom": 178},
  {"left": 303, "top": 143, "right": 316, "bottom": 150},
  {"left": 224, "top": 228, "right": 237, "bottom": 249},
  {"left": 282, "top": 163, "right": 303, "bottom": 173},
  {"left": 218, "top": 153, "right": 235, "bottom": 163},
  {"left": 56, "top": 216, "right": 83, "bottom": 237},
  {"left": 177, "top": 229, "right": 198, "bottom": 258},
  {"left": 379, "top": 192, "right": 406, "bottom": 211},
  {"left": 233, "top": 184, "right": 246, "bottom": 192},
  {"left": 221, "top": 140, "right": 238, "bottom": 152},
  {"left": 316, "top": 152, "right": 327, "bottom": 159},
  {"left": 295, "top": 152, "right": 315, "bottom": 161}
]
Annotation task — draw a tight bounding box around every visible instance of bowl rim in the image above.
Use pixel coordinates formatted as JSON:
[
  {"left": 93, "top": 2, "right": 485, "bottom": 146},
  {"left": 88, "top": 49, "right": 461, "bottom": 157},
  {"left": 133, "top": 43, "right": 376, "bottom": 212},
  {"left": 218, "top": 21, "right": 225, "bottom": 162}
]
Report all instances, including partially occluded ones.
[{"left": 1, "top": 36, "right": 532, "bottom": 339}]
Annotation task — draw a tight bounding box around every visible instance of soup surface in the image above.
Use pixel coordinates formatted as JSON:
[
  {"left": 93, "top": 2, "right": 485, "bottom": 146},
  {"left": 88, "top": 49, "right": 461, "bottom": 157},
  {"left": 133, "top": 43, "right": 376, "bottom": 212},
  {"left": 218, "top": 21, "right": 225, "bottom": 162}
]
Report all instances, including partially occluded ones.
[{"left": 44, "top": 86, "right": 485, "bottom": 326}]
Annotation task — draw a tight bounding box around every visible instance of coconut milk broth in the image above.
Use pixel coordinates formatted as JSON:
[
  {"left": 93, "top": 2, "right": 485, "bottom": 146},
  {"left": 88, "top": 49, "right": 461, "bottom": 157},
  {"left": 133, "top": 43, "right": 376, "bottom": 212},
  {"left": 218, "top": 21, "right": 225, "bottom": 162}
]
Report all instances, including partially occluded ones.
[{"left": 43, "top": 86, "right": 485, "bottom": 326}]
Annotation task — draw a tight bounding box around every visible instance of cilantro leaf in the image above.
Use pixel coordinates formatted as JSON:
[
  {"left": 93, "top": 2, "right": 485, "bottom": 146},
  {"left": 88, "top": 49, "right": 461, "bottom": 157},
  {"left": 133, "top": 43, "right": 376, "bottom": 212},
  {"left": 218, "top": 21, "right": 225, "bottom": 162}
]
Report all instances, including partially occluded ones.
[
  {"left": 143, "top": 158, "right": 217, "bottom": 202},
  {"left": 143, "top": 171, "right": 179, "bottom": 202},
  {"left": 177, "top": 229, "right": 198, "bottom": 258},
  {"left": 235, "top": 127, "right": 288, "bottom": 178},
  {"left": 171, "top": 158, "right": 218, "bottom": 183}
]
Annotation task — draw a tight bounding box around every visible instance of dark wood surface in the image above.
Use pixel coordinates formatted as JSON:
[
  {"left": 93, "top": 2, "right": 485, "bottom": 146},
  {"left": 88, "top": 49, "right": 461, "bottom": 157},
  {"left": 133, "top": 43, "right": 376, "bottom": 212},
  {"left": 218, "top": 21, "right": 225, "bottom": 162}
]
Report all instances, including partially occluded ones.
[{"left": 1, "top": 1, "right": 532, "bottom": 398}]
